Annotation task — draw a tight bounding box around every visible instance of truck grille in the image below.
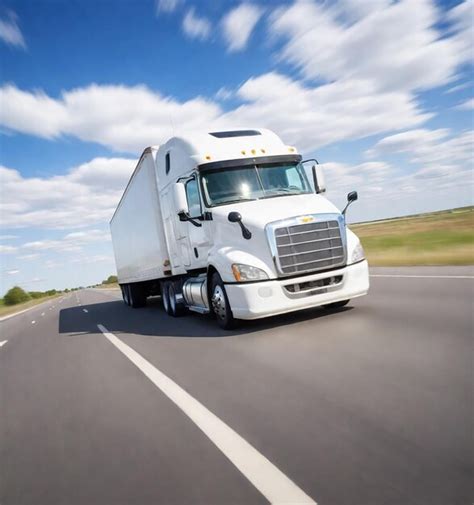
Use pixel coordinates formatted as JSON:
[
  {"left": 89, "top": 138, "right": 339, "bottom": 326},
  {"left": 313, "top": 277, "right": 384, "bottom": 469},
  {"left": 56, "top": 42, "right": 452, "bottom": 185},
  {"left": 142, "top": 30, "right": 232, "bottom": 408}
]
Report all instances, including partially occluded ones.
[{"left": 274, "top": 219, "right": 345, "bottom": 275}]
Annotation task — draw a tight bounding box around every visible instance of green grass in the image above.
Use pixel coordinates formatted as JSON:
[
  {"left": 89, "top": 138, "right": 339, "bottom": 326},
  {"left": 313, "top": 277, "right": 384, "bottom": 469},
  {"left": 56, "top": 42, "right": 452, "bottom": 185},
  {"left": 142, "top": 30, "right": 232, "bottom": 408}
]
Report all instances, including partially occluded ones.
[
  {"left": 0, "top": 294, "right": 62, "bottom": 318},
  {"left": 351, "top": 206, "right": 474, "bottom": 266}
]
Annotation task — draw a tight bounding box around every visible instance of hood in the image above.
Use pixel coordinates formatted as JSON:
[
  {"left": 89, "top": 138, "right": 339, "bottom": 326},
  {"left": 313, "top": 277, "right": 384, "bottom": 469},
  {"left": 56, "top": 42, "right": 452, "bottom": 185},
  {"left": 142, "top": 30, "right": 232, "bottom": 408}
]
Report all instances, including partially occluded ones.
[{"left": 211, "top": 193, "right": 341, "bottom": 227}]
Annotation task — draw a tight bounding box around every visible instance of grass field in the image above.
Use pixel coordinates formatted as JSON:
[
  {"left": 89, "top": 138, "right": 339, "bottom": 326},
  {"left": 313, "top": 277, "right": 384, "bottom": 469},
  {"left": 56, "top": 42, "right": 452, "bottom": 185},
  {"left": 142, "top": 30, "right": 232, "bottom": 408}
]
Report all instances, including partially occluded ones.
[
  {"left": 0, "top": 294, "right": 62, "bottom": 319},
  {"left": 351, "top": 206, "right": 474, "bottom": 266}
]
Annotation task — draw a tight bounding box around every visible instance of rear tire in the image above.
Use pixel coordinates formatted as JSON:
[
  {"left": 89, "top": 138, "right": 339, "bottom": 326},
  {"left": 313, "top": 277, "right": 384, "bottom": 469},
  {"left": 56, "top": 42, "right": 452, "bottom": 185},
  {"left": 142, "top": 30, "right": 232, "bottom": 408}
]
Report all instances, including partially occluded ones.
[
  {"left": 210, "top": 273, "right": 236, "bottom": 330},
  {"left": 161, "top": 282, "right": 172, "bottom": 315},
  {"left": 324, "top": 299, "right": 350, "bottom": 309},
  {"left": 129, "top": 283, "right": 146, "bottom": 308},
  {"left": 121, "top": 284, "right": 131, "bottom": 306},
  {"left": 168, "top": 283, "right": 186, "bottom": 317}
]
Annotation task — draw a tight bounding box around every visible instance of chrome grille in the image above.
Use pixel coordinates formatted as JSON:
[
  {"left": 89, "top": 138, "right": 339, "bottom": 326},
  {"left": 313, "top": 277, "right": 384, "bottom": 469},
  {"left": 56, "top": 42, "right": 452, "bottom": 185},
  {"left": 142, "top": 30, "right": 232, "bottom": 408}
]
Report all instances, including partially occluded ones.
[{"left": 274, "top": 219, "right": 345, "bottom": 275}]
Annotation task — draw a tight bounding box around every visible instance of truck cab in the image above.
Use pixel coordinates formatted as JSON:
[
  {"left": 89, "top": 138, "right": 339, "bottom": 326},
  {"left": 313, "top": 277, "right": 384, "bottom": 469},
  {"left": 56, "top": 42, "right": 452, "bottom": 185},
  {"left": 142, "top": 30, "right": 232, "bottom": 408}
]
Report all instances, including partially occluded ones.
[{"left": 156, "top": 128, "right": 369, "bottom": 328}]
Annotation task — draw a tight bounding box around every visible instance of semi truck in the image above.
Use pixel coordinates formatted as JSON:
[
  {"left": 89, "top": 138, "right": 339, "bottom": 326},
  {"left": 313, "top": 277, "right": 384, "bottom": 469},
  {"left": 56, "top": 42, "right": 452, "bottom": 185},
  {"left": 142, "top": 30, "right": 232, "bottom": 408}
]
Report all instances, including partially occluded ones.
[{"left": 110, "top": 128, "right": 369, "bottom": 329}]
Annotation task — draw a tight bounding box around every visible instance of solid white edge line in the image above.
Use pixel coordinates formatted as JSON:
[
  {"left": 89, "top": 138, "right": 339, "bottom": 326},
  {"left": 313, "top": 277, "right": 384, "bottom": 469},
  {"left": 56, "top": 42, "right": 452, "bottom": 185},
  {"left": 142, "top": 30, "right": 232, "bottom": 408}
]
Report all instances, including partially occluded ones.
[
  {"left": 97, "top": 324, "right": 316, "bottom": 505},
  {"left": 83, "top": 309, "right": 88, "bottom": 313},
  {"left": 370, "top": 274, "right": 473, "bottom": 279},
  {"left": 0, "top": 340, "right": 7, "bottom": 347},
  {"left": 31, "top": 320, "right": 36, "bottom": 324}
]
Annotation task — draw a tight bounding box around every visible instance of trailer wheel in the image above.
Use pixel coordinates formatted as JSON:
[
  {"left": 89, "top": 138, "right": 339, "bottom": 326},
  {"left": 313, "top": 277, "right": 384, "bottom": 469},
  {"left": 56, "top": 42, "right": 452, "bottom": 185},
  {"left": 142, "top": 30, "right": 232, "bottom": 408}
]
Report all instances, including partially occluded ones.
[
  {"left": 129, "top": 283, "right": 146, "bottom": 308},
  {"left": 161, "top": 282, "right": 172, "bottom": 315},
  {"left": 211, "top": 273, "right": 236, "bottom": 330},
  {"left": 324, "top": 299, "right": 350, "bottom": 309},
  {"left": 122, "top": 284, "right": 131, "bottom": 306},
  {"left": 168, "top": 283, "right": 186, "bottom": 317}
]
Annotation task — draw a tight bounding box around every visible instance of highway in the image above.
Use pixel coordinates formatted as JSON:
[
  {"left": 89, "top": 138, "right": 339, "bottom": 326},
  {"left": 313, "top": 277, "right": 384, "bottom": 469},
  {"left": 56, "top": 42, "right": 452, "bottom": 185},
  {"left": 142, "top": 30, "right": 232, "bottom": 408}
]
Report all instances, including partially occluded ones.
[{"left": 1, "top": 267, "right": 472, "bottom": 505}]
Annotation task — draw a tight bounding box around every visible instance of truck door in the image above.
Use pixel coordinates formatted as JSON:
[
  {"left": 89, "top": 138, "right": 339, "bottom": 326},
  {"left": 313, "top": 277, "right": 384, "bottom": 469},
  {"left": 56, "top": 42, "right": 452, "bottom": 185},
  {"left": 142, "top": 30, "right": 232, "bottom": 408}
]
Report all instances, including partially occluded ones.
[{"left": 180, "top": 175, "right": 211, "bottom": 269}]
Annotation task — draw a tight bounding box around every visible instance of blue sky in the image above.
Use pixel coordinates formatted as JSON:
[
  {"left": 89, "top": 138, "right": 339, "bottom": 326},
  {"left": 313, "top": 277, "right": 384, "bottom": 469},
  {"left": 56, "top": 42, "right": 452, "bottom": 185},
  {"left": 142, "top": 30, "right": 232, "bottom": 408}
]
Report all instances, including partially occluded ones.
[{"left": 0, "top": 0, "right": 473, "bottom": 293}]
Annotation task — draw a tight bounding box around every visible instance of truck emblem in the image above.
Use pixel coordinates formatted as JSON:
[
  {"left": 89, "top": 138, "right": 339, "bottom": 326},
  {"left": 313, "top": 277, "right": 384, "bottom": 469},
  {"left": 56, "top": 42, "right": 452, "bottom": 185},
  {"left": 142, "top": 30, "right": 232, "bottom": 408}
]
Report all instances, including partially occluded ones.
[{"left": 300, "top": 216, "right": 314, "bottom": 223}]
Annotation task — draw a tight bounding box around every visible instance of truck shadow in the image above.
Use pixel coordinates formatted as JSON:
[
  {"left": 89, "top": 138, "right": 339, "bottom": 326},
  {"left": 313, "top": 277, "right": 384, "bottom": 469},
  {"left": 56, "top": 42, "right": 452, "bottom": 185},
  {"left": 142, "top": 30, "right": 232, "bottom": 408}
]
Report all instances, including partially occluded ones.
[{"left": 58, "top": 296, "right": 353, "bottom": 338}]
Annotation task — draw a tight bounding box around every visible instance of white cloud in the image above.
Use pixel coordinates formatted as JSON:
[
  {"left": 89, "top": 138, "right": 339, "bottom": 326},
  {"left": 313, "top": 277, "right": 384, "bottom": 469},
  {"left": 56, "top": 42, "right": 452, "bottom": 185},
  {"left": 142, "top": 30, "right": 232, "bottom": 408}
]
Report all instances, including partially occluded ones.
[
  {"left": 456, "top": 98, "right": 474, "bottom": 110},
  {"left": 5, "top": 269, "right": 19, "bottom": 275},
  {"left": 220, "top": 72, "right": 431, "bottom": 151},
  {"left": 22, "top": 229, "right": 107, "bottom": 252},
  {"left": 221, "top": 3, "right": 263, "bottom": 52},
  {"left": 367, "top": 129, "right": 474, "bottom": 167},
  {"left": 18, "top": 254, "right": 40, "bottom": 260},
  {"left": 0, "top": 73, "right": 432, "bottom": 154},
  {"left": 155, "top": 0, "right": 183, "bottom": 14},
  {"left": 0, "top": 235, "right": 17, "bottom": 240},
  {"left": 182, "top": 8, "right": 211, "bottom": 40},
  {"left": 0, "top": 245, "right": 17, "bottom": 253},
  {"left": 0, "top": 158, "right": 136, "bottom": 229},
  {"left": 215, "top": 87, "right": 234, "bottom": 101},
  {"left": 445, "top": 81, "right": 472, "bottom": 94},
  {"left": 0, "top": 83, "right": 220, "bottom": 152},
  {"left": 269, "top": 0, "right": 472, "bottom": 92},
  {"left": 0, "top": 11, "right": 26, "bottom": 49}
]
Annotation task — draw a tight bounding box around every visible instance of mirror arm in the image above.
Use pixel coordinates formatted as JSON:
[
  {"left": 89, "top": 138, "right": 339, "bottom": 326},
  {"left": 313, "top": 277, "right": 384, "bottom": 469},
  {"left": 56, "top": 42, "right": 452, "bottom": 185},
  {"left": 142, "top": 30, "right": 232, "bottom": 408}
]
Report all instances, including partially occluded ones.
[{"left": 178, "top": 211, "right": 202, "bottom": 227}]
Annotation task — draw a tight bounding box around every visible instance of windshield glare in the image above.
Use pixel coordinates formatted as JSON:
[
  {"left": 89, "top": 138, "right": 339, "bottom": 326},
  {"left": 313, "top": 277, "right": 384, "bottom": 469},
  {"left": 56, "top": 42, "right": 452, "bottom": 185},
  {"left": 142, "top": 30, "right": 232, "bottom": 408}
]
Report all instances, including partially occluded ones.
[{"left": 201, "top": 162, "right": 312, "bottom": 207}]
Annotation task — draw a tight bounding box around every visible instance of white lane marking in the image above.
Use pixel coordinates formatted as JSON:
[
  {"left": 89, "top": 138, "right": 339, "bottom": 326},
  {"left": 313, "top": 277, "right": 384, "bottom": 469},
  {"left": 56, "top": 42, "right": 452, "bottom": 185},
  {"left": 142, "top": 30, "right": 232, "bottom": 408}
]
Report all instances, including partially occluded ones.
[
  {"left": 41, "top": 313, "right": 45, "bottom": 316},
  {"left": 97, "top": 324, "right": 316, "bottom": 505},
  {"left": 370, "top": 274, "right": 473, "bottom": 279},
  {"left": 0, "top": 340, "right": 7, "bottom": 347},
  {"left": 31, "top": 320, "right": 36, "bottom": 324},
  {"left": 83, "top": 309, "right": 88, "bottom": 313}
]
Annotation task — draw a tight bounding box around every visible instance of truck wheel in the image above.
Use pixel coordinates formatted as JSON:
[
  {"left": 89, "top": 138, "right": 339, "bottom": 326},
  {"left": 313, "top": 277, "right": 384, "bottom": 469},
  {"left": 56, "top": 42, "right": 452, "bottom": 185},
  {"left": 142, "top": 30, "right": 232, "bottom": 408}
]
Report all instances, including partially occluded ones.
[
  {"left": 129, "top": 283, "right": 146, "bottom": 308},
  {"left": 324, "top": 299, "right": 350, "bottom": 309},
  {"left": 168, "top": 283, "right": 186, "bottom": 317},
  {"left": 211, "top": 273, "right": 236, "bottom": 330},
  {"left": 161, "top": 282, "right": 172, "bottom": 315},
  {"left": 122, "top": 284, "right": 131, "bottom": 306}
]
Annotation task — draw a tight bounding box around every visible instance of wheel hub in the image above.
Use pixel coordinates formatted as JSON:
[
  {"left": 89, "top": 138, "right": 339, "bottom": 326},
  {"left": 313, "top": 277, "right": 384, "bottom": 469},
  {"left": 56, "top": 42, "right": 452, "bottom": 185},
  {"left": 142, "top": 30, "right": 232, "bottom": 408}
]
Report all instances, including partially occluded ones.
[{"left": 211, "top": 285, "right": 227, "bottom": 320}]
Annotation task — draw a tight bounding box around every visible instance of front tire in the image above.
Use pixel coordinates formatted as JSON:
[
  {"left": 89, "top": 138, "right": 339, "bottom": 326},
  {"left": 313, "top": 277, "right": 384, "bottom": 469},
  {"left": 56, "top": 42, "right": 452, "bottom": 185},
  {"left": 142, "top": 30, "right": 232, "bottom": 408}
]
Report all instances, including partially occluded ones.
[
  {"left": 211, "top": 273, "right": 236, "bottom": 330},
  {"left": 324, "top": 299, "right": 350, "bottom": 309}
]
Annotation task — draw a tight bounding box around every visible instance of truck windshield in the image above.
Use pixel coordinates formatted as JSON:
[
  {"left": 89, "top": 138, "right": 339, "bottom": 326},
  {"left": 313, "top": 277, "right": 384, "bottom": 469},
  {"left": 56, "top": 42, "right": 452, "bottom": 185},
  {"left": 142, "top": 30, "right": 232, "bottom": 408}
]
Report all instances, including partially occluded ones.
[{"left": 200, "top": 162, "right": 312, "bottom": 207}]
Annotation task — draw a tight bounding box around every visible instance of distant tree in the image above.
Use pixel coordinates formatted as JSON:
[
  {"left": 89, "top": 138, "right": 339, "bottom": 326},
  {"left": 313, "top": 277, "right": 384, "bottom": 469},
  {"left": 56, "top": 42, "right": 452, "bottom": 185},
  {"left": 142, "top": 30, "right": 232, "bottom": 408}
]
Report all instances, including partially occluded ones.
[
  {"left": 28, "top": 291, "right": 45, "bottom": 299},
  {"left": 102, "top": 275, "right": 118, "bottom": 285},
  {"left": 45, "top": 289, "right": 57, "bottom": 296},
  {"left": 4, "top": 286, "right": 30, "bottom": 306},
  {"left": 64, "top": 288, "right": 70, "bottom": 292}
]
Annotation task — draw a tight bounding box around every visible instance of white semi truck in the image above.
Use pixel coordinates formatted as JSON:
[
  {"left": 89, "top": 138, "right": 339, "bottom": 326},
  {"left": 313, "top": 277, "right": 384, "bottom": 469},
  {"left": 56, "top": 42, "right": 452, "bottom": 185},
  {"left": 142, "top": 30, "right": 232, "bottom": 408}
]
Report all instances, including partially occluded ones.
[{"left": 110, "top": 128, "right": 369, "bottom": 328}]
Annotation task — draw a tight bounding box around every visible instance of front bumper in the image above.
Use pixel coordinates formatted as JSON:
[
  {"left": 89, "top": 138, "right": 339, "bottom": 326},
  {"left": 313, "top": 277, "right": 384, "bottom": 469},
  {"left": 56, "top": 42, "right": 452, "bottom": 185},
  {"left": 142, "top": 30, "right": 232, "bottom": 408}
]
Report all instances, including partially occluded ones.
[{"left": 225, "top": 260, "right": 369, "bottom": 320}]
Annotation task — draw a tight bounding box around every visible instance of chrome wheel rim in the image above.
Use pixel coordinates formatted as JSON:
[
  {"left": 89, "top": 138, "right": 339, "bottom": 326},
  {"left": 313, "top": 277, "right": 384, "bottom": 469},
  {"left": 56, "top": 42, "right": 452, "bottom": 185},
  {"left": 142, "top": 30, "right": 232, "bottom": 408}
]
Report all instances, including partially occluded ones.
[{"left": 211, "top": 285, "right": 227, "bottom": 320}]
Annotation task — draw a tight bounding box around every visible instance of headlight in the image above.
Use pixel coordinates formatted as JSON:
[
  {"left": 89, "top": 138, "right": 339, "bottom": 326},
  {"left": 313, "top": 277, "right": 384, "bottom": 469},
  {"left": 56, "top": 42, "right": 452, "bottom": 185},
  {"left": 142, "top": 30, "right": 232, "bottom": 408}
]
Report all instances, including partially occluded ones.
[
  {"left": 232, "top": 264, "right": 269, "bottom": 282},
  {"left": 351, "top": 241, "right": 365, "bottom": 263}
]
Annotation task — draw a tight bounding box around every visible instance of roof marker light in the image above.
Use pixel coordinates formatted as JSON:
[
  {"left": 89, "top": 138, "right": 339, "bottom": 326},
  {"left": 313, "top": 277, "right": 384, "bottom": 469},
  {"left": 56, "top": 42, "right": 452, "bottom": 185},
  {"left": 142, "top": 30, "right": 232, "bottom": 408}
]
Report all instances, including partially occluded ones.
[
  {"left": 241, "top": 150, "right": 246, "bottom": 155},
  {"left": 251, "top": 149, "right": 256, "bottom": 155},
  {"left": 261, "top": 148, "right": 266, "bottom": 153},
  {"left": 205, "top": 155, "right": 211, "bottom": 160}
]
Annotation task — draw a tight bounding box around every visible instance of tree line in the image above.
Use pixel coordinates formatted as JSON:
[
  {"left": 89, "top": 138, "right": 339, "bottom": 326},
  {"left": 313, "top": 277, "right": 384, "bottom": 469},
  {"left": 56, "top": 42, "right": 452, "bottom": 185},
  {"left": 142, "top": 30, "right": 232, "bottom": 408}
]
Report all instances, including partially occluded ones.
[{"left": 2, "top": 275, "right": 119, "bottom": 306}]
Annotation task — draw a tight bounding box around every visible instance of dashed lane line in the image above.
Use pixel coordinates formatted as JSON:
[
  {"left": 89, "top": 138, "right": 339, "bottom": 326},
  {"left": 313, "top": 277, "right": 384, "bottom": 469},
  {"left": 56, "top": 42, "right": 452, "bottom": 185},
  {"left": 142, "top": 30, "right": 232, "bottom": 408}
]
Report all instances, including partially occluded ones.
[
  {"left": 97, "top": 324, "right": 316, "bottom": 505},
  {"left": 0, "top": 340, "right": 7, "bottom": 347},
  {"left": 83, "top": 309, "right": 88, "bottom": 313}
]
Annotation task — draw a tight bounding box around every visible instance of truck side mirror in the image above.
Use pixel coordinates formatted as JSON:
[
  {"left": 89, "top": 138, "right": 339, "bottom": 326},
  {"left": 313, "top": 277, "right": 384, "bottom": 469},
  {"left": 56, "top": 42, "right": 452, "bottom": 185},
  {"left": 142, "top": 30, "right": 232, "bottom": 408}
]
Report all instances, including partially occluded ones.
[
  {"left": 342, "top": 191, "right": 358, "bottom": 217},
  {"left": 172, "top": 183, "right": 189, "bottom": 215},
  {"left": 312, "top": 165, "right": 326, "bottom": 194}
]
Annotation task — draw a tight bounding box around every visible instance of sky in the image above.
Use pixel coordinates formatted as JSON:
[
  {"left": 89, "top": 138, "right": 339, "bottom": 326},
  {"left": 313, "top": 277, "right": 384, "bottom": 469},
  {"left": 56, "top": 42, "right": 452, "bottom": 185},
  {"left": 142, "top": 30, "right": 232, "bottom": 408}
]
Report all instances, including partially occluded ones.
[{"left": 0, "top": 0, "right": 473, "bottom": 294}]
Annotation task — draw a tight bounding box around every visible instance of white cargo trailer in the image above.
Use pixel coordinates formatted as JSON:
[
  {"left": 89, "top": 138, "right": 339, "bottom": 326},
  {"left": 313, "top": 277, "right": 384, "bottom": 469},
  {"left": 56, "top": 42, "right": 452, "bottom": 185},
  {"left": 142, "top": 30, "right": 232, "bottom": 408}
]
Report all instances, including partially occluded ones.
[{"left": 110, "top": 128, "right": 369, "bottom": 328}]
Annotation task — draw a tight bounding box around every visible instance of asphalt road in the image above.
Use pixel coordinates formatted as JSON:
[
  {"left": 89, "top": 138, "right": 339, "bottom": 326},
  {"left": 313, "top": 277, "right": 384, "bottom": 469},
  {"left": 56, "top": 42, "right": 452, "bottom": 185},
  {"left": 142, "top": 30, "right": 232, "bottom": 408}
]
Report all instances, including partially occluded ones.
[{"left": 1, "top": 267, "right": 472, "bottom": 505}]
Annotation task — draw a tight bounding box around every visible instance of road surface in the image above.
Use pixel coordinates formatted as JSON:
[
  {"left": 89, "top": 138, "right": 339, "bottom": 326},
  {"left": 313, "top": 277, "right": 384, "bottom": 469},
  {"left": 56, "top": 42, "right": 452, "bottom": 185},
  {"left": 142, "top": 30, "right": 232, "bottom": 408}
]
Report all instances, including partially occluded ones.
[{"left": 1, "top": 267, "right": 472, "bottom": 505}]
